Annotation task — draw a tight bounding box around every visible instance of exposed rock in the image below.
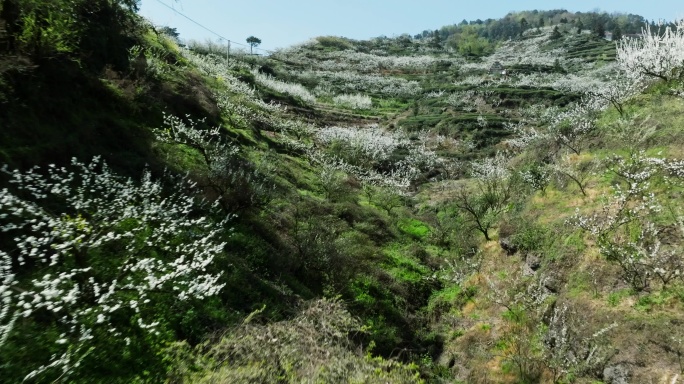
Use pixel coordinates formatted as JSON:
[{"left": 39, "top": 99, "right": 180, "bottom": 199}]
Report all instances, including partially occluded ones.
[
  {"left": 542, "top": 272, "right": 562, "bottom": 293},
  {"left": 526, "top": 252, "right": 542, "bottom": 270},
  {"left": 521, "top": 263, "right": 535, "bottom": 277},
  {"left": 603, "top": 364, "right": 631, "bottom": 384},
  {"left": 499, "top": 237, "right": 518, "bottom": 255}
]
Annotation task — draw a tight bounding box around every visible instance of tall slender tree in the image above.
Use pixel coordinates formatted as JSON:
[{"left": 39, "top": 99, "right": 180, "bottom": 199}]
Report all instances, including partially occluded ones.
[
  {"left": 520, "top": 17, "right": 529, "bottom": 36},
  {"left": 246, "top": 35, "right": 261, "bottom": 54}
]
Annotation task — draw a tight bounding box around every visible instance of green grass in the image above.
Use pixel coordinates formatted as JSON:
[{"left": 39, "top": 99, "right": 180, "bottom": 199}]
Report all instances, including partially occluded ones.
[
  {"left": 384, "top": 253, "right": 429, "bottom": 284},
  {"left": 607, "top": 289, "right": 631, "bottom": 307},
  {"left": 634, "top": 287, "right": 684, "bottom": 312},
  {"left": 566, "top": 269, "right": 593, "bottom": 298},
  {"left": 397, "top": 218, "right": 431, "bottom": 240},
  {"left": 426, "top": 284, "right": 477, "bottom": 321}
]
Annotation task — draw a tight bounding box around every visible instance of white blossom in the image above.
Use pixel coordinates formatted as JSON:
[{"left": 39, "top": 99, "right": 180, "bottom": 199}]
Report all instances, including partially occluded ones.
[
  {"left": 251, "top": 69, "right": 316, "bottom": 104},
  {"left": 569, "top": 151, "right": 684, "bottom": 290},
  {"left": 0, "top": 157, "right": 228, "bottom": 378},
  {"left": 617, "top": 19, "right": 684, "bottom": 82},
  {"left": 331, "top": 93, "right": 373, "bottom": 109}
]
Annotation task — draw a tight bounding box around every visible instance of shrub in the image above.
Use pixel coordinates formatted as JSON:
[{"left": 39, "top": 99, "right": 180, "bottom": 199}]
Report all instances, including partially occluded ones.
[
  {"left": 0, "top": 157, "right": 229, "bottom": 381},
  {"left": 332, "top": 93, "right": 373, "bottom": 109},
  {"left": 508, "top": 218, "right": 548, "bottom": 253},
  {"left": 252, "top": 70, "right": 316, "bottom": 104},
  {"left": 175, "top": 299, "right": 423, "bottom": 383},
  {"left": 316, "top": 36, "right": 354, "bottom": 50}
]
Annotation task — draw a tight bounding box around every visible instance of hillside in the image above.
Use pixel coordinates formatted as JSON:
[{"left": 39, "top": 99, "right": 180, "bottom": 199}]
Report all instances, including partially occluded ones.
[{"left": 1, "top": 2, "right": 684, "bottom": 383}]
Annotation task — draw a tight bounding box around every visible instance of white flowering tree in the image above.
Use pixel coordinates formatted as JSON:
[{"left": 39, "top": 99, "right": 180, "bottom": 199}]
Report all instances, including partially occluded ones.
[
  {"left": 617, "top": 20, "right": 684, "bottom": 82},
  {"left": 502, "top": 98, "right": 602, "bottom": 160},
  {"left": 315, "top": 125, "right": 410, "bottom": 168},
  {"left": 548, "top": 98, "right": 601, "bottom": 155},
  {"left": 313, "top": 125, "right": 441, "bottom": 180},
  {"left": 542, "top": 303, "right": 617, "bottom": 381},
  {"left": 0, "top": 157, "right": 228, "bottom": 381},
  {"left": 251, "top": 69, "right": 317, "bottom": 104},
  {"left": 569, "top": 151, "right": 684, "bottom": 291},
  {"left": 454, "top": 153, "right": 516, "bottom": 241},
  {"left": 548, "top": 155, "right": 598, "bottom": 197},
  {"left": 586, "top": 73, "right": 643, "bottom": 116},
  {"left": 332, "top": 93, "right": 373, "bottom": 110},
  {"left": 155, "top": 114, "right": 273, "bottom": 213},
  {"left": 288, "top": 70, "right": 421, "bottom": 98}
]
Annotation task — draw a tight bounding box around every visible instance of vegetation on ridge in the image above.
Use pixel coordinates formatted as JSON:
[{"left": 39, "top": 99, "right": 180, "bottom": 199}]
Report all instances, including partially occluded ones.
[{"left": 1, "top": 1, "right": 684, "bottom": 383}]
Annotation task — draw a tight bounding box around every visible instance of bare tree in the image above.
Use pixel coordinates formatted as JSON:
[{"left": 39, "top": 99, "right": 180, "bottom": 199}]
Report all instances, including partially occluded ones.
[{"left": 453, "top": 158, "right": 516, "bottom": 241}]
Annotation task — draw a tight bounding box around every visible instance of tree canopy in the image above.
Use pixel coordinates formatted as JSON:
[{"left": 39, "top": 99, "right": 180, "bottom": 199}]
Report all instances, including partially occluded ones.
[{"left": 246, "top": 35, "right": 261, "bottom": 54}]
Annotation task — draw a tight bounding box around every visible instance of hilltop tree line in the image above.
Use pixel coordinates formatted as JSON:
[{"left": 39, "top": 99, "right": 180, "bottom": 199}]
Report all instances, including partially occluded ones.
[
  {"left": 2, "top": 0, "right": 684, "bottom": 381},
  {"left": 412, "top": 9, "right": 676, "bottom": 54}
]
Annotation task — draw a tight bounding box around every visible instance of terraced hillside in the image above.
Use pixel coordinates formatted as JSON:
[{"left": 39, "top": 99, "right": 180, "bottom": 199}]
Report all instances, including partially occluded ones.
[{"left": 1, "top": 3, "right": 684, "bottom": 383}]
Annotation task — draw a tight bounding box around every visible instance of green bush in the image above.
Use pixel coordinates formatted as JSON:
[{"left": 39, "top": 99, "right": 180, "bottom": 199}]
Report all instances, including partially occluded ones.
[
  {"left": 6, "top": 0, "right": 141, "bottom": 70},
  {"left": 511, "top": 221, "right": 548, "bottom": 253},
  {"left": 501, "top": 215, "right": 548, "bottom": 253},
  {"left": 398, "top": 218, "right": 431, "bottom": 240}
]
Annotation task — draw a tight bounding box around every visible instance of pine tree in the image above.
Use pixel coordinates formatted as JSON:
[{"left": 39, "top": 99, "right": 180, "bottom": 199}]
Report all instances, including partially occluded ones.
[
  {"left": 593, "top": 20, "right": 606, "bottom": 39},
  {"left": 246, "top": 36, "right": 261, "bottom": 54},
  {"left": 612, "top": 24, "right": 623, "bottom": 41},
  {"left": 520, "top": 17, "right": 528, "bottom": 36}
]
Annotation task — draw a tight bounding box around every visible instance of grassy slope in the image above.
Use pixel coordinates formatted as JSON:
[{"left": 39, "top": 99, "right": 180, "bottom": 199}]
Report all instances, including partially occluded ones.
[
  {"left": 2, "top": 10, "right": 683, "bottom": 383},
  {"left": 416, "top": 87, "right": 684, "bottom": 382},
  {"left": 0, "top": 25, "right": 444, "bottom": 383},
  {"left": 284, "top": 29, "right": 684, "bottom": 383}
]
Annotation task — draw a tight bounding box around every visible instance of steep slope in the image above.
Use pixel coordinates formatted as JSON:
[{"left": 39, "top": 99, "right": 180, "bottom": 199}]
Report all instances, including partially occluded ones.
[{"left": 1, "top": 2, "right": 684, "bottom": 383}]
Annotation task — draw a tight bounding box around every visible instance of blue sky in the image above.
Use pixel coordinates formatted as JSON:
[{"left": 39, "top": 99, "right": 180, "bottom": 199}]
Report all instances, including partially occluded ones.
[{"left": 139, "top": 0, "right": 683, "bottom": 52}]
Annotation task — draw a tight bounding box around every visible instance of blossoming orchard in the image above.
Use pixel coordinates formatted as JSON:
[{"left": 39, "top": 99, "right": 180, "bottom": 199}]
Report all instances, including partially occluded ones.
[{"left": 2, "top": 4, "right": 684, "bottom": 381}]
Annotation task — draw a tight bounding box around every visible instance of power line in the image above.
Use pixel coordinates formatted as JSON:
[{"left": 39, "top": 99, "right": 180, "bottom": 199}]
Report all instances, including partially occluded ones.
[
  {"left": 149, "top": 0, "right": 318, "bottom": 70},
  {"left": 150, "top": 0, "right": 275, "bottom": 54}
]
